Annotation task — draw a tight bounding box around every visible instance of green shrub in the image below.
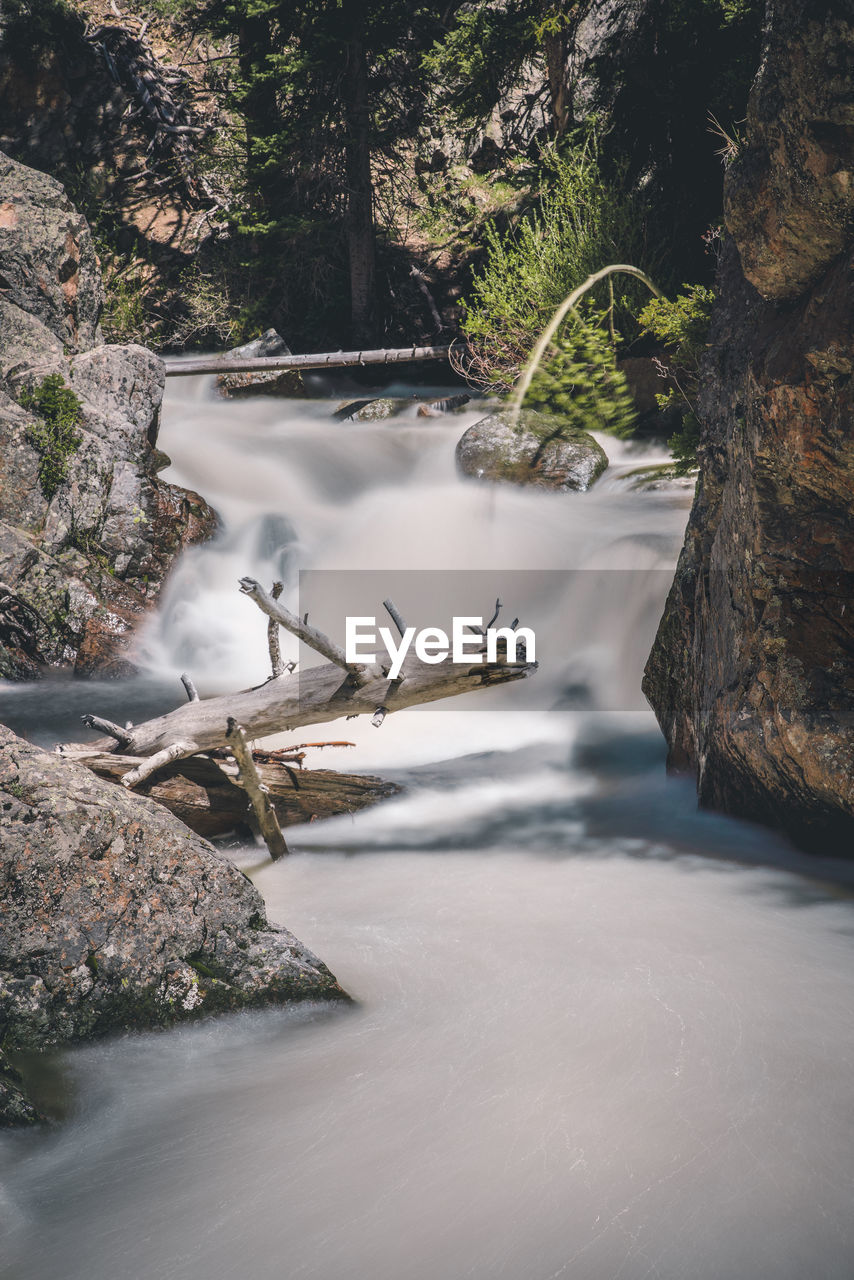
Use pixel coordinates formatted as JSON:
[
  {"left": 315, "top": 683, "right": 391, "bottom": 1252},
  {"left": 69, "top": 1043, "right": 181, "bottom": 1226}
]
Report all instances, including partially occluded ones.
[
  {"left": 460, "top": 129, "right": 661, "bottom": 392},
  {"left": 524, "top": 313, "right": 637, "bottom": 438},
  {"left": 638, "top": 284, "right": 715, "bottom": 471},
  {"left": 102, "top": 275, "right": 148, "bottom": 345},
  {"left": 19, "top": 374, "right": 84, "bottom": 500}
]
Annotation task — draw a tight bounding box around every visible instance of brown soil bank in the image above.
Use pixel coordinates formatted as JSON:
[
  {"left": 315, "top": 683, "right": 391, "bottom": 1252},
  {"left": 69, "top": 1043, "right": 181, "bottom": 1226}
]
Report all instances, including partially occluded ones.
[{"left": 644, "top": 0, "right": 854, "bottom": 855}]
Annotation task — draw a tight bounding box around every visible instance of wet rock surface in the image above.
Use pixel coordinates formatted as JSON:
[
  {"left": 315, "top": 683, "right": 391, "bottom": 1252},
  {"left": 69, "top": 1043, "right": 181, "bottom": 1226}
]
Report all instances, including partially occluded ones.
[
  {"left": 0, "top": 1045, "right": 45, "bottom": 1127},
  {"left": 216, "top": 328, "right": 304, "bottom": 398},
  {"left": 456, "top": 410, "right": 608, "bottom": 492},
  {"left": 0, "top": 151, "right": 217, "bottom": 678},
  {"left": 644, "top": 0, "right": 854, "bottom": 854},
  {"left": 0, "top": 724, "right": 347, "bottom": 1073}
]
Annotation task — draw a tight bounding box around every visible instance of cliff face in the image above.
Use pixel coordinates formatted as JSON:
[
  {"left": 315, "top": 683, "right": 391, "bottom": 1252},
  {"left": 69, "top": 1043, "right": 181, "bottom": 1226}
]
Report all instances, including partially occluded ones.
[
  {"left": 0, "top": 152, "right": 216, "bottom": 677},
  {"left": 643, "top": 0, "right": 854, "bottom": 854}
]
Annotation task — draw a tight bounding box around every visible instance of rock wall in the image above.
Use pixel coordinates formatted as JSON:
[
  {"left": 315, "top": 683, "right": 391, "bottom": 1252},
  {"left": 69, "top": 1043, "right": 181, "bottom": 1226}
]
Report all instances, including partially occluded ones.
[
  {"left": 644, "top": 0, "right": 854, "bottom": 854},
  {"left": 0, "top": 152, "right": 216, "bottom": 677}
]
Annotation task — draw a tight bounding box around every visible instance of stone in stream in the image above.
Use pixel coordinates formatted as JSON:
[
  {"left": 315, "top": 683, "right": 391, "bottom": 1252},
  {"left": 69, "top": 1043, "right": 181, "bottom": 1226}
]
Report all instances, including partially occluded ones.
[
  {"left": 0, "top": 723, "right": 348, "bottom": 1123},
  {"left": 334, "top": 397, "right": 412, "bottom": 422},
  {"left": 455, "top": 410, "right": 608, "bottom": 491},
  {"left": 216, "top": 328, "right": 304, "bottom": 398},
  {"left": 417, "top": 393, "right": 471, "bottom": 417},
  {"left": 0, "top": 150, "right": 218, "bottom": 679}
]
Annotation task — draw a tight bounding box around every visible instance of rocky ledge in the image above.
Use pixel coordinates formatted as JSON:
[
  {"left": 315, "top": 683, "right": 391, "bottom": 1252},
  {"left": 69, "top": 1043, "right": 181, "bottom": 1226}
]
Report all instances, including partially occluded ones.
[
  {"left": 0, "top": 723, "right": 347, "bottom": 1123},
  {"left": 0, "top": 151, "right": 217, "bottom": 678},
  {"left": 643, "top": 0, "right": 854, "bottom": 854}
]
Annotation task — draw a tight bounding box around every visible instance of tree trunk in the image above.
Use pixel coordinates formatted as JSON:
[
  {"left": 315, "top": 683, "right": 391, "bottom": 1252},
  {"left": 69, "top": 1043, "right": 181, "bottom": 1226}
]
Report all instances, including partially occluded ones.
[
  {"left": 543, "top": 27, "right": 570, "bottom": 138},
  {"left": 237, "top": 14, "right": 280, "bottom": 210},
  {"left": 342, "top": 5, "right": 377, "bottom": 344}
]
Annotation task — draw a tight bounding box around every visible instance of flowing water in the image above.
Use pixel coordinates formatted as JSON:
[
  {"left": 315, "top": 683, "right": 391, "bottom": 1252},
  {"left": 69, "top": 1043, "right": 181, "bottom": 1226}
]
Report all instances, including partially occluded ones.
[{"left": 2, "top": 380, "right": 854, "bottom": 1280}]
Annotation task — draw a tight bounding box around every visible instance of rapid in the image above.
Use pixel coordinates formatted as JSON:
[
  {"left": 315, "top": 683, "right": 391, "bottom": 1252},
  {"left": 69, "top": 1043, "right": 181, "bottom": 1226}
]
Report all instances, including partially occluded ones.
[{"left": 2, "top": 377, "right": 854, "bottom": 1280}]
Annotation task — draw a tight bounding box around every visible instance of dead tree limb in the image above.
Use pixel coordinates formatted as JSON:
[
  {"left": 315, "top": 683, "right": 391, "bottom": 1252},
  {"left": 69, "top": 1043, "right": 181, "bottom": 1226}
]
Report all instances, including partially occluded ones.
[
  {"left": 267, "top": 581, "right": 286, "bottom": 679},
  {"left": 226, "top": 719, "right": 289, "bottom": 860},
  {"left": 121, "top": 740, "right": 198, "bottom": 788},
  {"left": 180, "top": 672, "right": 200, "bottom": 703},
  {"left": 238, "top": 576, "right": 371, "bottom": 683},
  {"left": 62, "top": 648, "right": 532, "bottom": 765},
  {"left": 163, "top": 345, "right": 452, "bottom": 378},
  {"left": 382, "top": 598, "right": 407, "bottom": 639},
  {"left": 83, "top": 752, "right": 398, "bottom": 836},
  {"left": 80, "top": 715, "right": 132, "bottom": 747},
  {"left": 59, "top": 578, "right": 537, "bottom": 789}
]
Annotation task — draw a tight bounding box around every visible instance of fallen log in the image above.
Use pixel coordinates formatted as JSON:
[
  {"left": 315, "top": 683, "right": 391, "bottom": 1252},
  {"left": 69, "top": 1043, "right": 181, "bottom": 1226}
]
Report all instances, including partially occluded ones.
[
  {"left": 163, "top": 344, "right": 452, "bottom": 378},
  {"left": 82, "top": 752, "right": 400, "bottom": 838},
  {"left": 58, "top": 578, "right": 536, "bottom": 856}
]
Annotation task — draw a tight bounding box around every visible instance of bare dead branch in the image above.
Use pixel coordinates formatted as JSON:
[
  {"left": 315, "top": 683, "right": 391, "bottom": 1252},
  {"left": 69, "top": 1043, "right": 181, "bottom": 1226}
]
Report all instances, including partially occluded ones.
[
  {"left": 226, "top": 719, "right": 289, "bottom": 860},
  {"left": 121, "top": 740, "right": 198, "bottom": 789},
  {"left": 239, "top": 576, "right": 370, "bottom": 682},
  {"left": 382, "top": 598, "right": 408, "bottom": 639},
  {"left": 180, "top": 673, "right": 200, "bottom": 703},
  {"left": 268, "top": 581, "right": 286, "bottom": 678},
  {"left": 81, "top": 715, "right": 132, "bottom": 747}
]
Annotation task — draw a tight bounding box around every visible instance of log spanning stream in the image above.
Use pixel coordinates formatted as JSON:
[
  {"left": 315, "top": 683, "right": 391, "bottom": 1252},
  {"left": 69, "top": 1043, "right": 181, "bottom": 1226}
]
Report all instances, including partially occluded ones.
[{"left": 3, "top": 379, "right": 854, "bottom": 1279}]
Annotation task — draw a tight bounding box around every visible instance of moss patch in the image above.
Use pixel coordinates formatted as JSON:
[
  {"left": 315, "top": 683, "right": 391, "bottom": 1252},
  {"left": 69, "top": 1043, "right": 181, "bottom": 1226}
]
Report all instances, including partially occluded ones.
[{"left": 19, "top": 374, "right": 84, "bottom": 501}]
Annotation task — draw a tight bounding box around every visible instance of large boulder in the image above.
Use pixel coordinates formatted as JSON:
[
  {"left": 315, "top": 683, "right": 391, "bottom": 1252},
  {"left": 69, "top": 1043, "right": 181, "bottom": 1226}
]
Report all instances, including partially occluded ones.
[
  {"left": 456, "top": 409, "right": 608, "bottom": 491},
  {"left": 0, "top": 152, "right": 217, "bottom": 678},
  {"left": 643, "top": 0, "right": 854, "bottom": 854},
  {"left": 0, "top": 724, "right": 347, "bottom": 1068}
]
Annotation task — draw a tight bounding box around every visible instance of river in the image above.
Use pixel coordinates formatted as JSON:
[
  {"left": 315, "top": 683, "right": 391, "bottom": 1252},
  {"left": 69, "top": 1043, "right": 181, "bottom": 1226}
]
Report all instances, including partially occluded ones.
[{"left": 2, "top": 378, "right": 854, "bottom": 1280}]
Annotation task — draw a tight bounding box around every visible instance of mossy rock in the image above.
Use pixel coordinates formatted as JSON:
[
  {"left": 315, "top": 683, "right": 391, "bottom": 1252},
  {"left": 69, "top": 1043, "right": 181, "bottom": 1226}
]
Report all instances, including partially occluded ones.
[{"left": 455, "top": 410, "right": 608, "bottom": 492}]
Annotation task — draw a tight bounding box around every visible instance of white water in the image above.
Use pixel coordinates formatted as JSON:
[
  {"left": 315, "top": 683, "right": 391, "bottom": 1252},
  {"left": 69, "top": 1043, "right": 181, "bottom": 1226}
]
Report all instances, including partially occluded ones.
[{"left": 3, "top": 380, "right": 854, "bottom": 1280}]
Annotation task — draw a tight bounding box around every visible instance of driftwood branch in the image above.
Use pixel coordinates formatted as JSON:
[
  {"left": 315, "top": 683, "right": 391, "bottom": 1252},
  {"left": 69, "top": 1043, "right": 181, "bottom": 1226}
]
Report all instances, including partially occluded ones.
[
  {"left": 81, "top": 715, "right": 132, "bottom": 747},
  {"left": 226, "top": 719, "right": 289, "bottom": 860},
  {"left": 382, "top": 598, "right": 408, "bottom": 639},
  {"left": 63, "top": 648, "right": 535, "bottom": 765},
  {"left": 267, "top": 581, "right": 286, "bottom": 678},
  {"left": 180, "top": 672, "right": 199, "bottom": 702},
  {"left": 83, "top": 752, "right": 398, "bottom": 836},
  {"left": 239, "top": 576, "right": 370, "bottom": 682},
  {"left": 121, "top": 740, "right": 197, "bottom": 788},
  {"left": 60, "top": 576, "right": 537, "bottom": 824}
]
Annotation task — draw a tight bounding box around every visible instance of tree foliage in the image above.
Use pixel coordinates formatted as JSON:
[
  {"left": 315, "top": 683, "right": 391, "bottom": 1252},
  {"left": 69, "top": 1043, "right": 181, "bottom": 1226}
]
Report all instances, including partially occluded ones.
[
  {"left": 523, "top": 316, "right": 637, "bottom": 438},
  {"left": 459, "top": 130, "right": 660, "bottom": 391},
  {"left": 638, "top": 284, "right": 716, "bottom": 471},
  {"left": 188, "top": 0, "right": 466, "bottom": 341}
]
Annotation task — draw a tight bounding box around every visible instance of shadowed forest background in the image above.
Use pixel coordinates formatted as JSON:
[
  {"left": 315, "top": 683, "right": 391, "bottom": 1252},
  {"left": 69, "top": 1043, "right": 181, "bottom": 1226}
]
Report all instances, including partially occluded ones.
[{"left": 0, "top": 0, "right": 762, "bottom": 357}]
